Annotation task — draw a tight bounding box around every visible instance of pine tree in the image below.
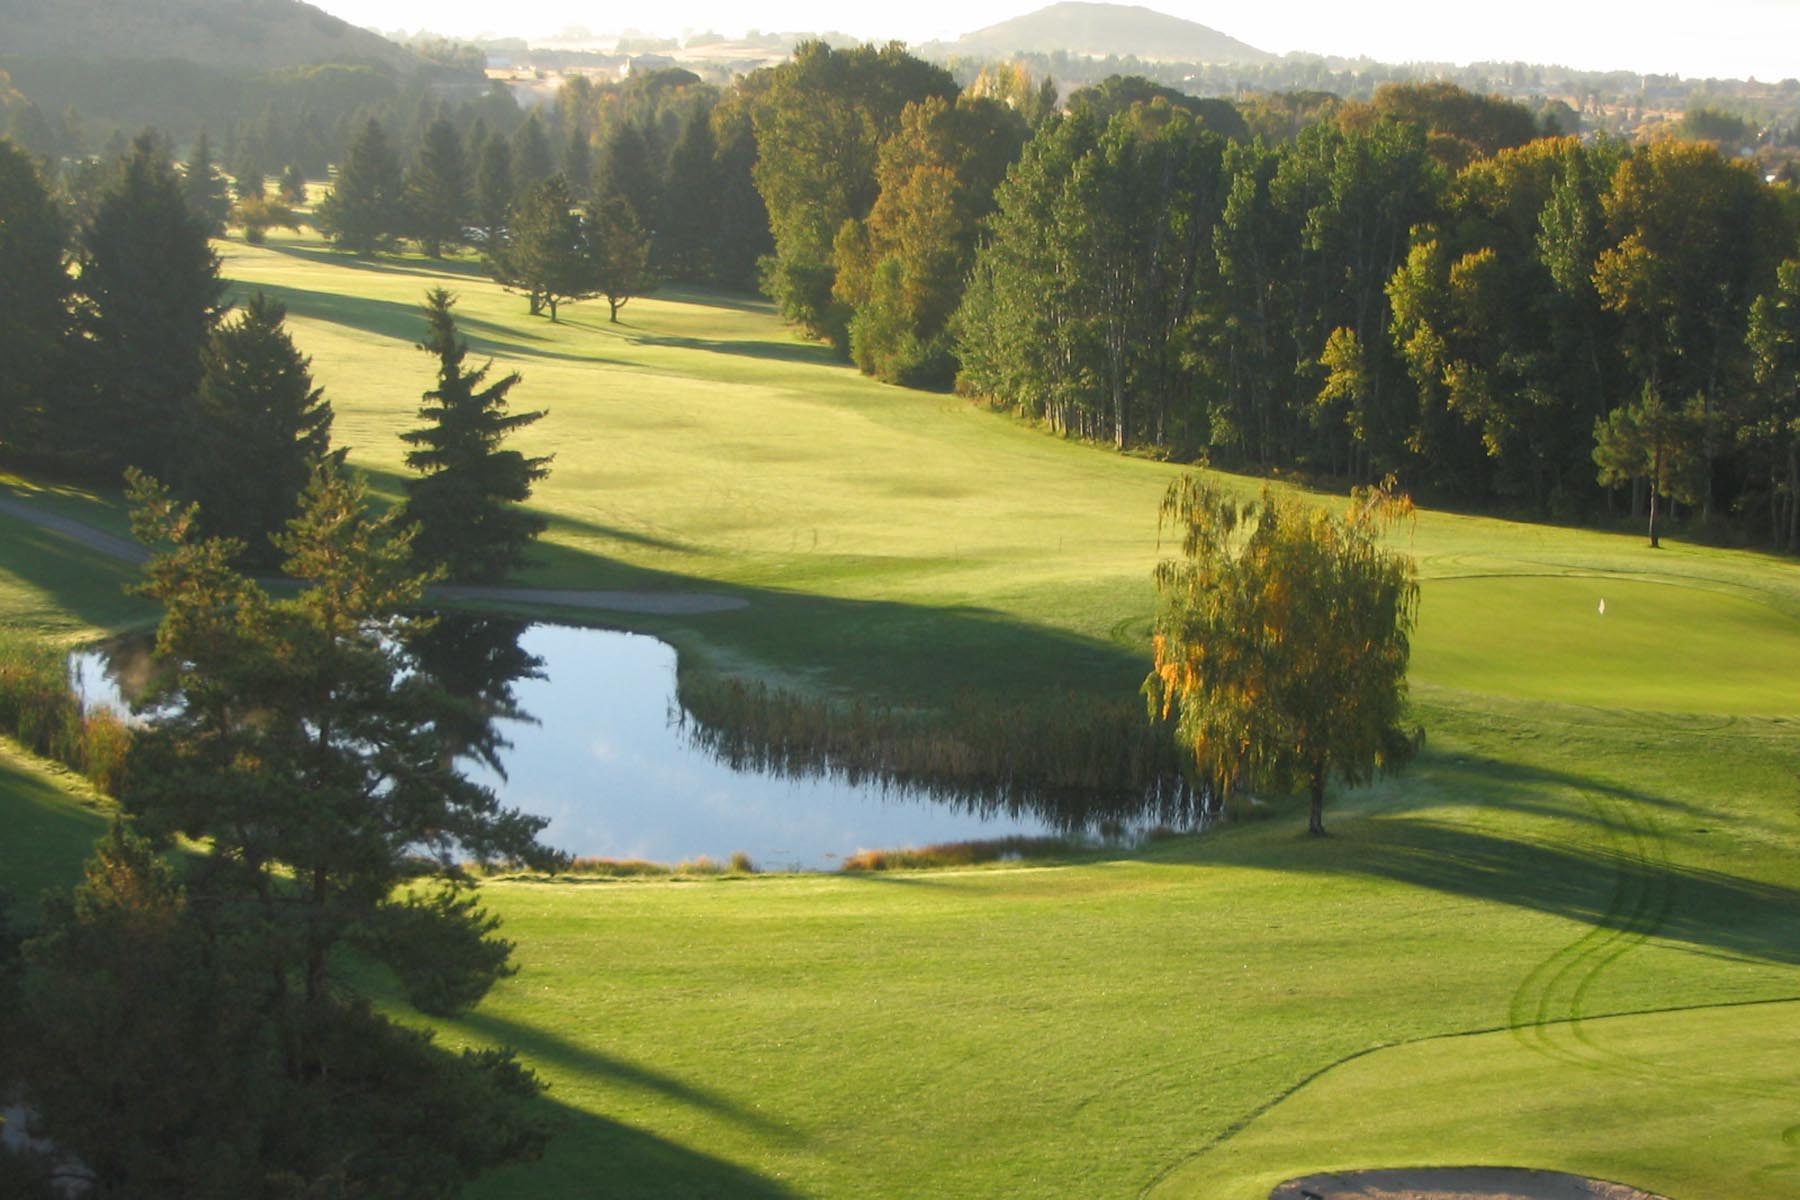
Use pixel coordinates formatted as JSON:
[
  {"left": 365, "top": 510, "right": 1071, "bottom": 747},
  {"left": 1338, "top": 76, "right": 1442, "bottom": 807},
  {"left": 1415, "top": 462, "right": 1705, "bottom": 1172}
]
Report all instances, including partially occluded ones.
[
  {"left": 405, "top": 116, "right": 470, "bottom": 259},
  {"left": 400, "top": 289, "right": 552, "bottom": 582},
  {"left": 74, "top": 131, "right": 227, "bottom": 477},
  {"left": 179, "top": 129, "right": 231, "bottom": 236},
  {"left": 0, "top": 135, "right": 70, "bottom": 456},
  {"left": 316, "top": 117, "right": 404, "bottom": 255},
  {"left": 177, "top": 292, "right": 335, "bottom": 565}
]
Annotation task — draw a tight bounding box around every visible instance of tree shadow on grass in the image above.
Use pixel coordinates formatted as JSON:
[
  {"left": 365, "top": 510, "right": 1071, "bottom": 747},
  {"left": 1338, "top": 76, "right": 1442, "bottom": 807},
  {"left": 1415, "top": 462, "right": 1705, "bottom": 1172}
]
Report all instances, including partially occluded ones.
[
  {"left": 460, "top": 1008, "right": 801, "bottom": 1146},
  {"left": 0, "top": 513, "right": 154, "bottom": 634},
  {"left": 1273, "top": 755, "right": 1800, "bottom": 968},
  {"left": 469, "top": 1096, "right": 799, "bottom": 1199},
  {"left": 259, "top": 241, "right": 489, "bottom": 284}
]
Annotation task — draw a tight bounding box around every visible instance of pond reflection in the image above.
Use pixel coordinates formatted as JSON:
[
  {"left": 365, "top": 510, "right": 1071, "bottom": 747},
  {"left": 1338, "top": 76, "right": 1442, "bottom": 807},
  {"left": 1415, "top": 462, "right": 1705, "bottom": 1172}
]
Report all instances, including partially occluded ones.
[{"left": 73, "top": 617, "right": 1205, "bottom": 870}]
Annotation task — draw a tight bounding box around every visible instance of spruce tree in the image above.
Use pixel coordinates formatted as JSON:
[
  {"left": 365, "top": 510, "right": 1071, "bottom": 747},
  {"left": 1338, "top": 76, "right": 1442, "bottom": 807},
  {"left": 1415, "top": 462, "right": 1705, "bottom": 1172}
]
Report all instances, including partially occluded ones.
[
  {"left": 405, "top": 116, "right": 470, "bottom": 259},
  {"left": 179, "top": 129, "right": 231, "bottom": 236},
  {"left": 400, "top": 289, "right": 552, "bottom": 582},
  {"left": 0, "top": 135, "right": 70, "bottom": 456},
  {"left": 509, "top": 112, "right": 554, "bottom": 189},
  {"left": 563, "top": 125, "right": 593, "bottom": 195},
  {"left": 74, "top": 131, "right": 227, "bottom": 477},
  {"left": 595, "top": 119, "right": 658, "bottom": 229},
  {"left": 177, "top": 292, "right": 335, "bottom": 565},
  {"left": 317, "top": 117, "right": 404, "bottom": 255},
  {"left": 474, "top": 134, "right": 514, "bottom": 248},
  {"left": 660, "top": 105, "right": 717, "bottom": 279}
]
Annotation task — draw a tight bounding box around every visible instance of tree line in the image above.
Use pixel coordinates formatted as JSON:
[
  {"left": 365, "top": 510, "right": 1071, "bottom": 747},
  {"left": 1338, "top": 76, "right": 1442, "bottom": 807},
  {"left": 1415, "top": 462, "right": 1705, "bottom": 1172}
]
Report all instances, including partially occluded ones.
[
  {"left": 0, "top": 131, "right": 551, "bottom": 580},
  {"left": 732, "top": 42, "right": 1800, "bottom": 548}
]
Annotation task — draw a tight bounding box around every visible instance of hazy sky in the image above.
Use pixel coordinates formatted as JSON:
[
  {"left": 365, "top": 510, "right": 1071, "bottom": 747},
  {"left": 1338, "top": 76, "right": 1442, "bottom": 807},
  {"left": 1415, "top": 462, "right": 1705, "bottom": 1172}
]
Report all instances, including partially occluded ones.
[{"left": 309, "top": 0, "right": 1800, "bottom": 81}]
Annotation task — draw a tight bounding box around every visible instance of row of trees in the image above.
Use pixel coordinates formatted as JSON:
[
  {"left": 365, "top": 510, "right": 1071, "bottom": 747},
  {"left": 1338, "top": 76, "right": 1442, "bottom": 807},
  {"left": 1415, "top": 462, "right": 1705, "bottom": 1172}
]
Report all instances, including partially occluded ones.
[{"left": 948, "top": 95, "right": 1800, "bottom": 546}]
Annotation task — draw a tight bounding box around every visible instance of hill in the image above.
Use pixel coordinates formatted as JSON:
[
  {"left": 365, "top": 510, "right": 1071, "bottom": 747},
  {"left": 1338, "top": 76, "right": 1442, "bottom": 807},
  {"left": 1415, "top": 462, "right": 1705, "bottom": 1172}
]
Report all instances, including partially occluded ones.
[
  {"left": 0, "top": 0, "right": 416, "bottom": 73},
  {"left": 943, "top": 2, "right": 1273, "bottom": 64}
]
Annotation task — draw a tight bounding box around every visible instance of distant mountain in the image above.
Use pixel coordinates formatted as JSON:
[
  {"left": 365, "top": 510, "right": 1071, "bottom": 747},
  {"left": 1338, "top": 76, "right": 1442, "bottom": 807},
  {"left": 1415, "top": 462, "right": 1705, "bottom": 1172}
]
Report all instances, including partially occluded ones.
[
  {"left": 0, "top": 0, "right": 417, "bottom": 72},
  {"left": 944, "top": 2, "right": 1273, "bottom": 64}
]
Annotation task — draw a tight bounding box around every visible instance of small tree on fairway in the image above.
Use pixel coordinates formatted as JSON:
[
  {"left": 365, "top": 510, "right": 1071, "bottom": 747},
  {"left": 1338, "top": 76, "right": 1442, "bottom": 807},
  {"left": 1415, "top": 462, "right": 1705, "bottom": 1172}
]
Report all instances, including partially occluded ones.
[
  {"left": 490, "top": 174, "right": 593, "bottom": 320},
  {"left": 1145, "top": 477, "right": 1420, "bottom": 835},
  {"left": 1593, "top": 384, "right": 1706, "bottom": 548},
  {"left": 587, "top": 192, "right": 655, "bottom": 322},
  {"left": 401, "top": 289, "right": 552, "bottom": 582},
  {"left": 176, "top": 291, "right": 334, "bottom": 564}
]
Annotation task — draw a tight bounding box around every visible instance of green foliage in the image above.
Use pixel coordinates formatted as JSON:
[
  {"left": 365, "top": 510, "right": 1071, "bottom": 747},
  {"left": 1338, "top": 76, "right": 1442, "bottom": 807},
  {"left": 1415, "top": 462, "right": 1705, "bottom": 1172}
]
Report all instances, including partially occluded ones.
[
  {"left": 227, "top": 192, "right": 300, "bottom": 244},
  {"left": 836, "top": 94, "right": 1028, "bottom": 386},
  {"left": 0, "top": 135, "right": 68, "bottom": 456},
  {"left": 509, "top": 111, "right": 554, "bottom": 190},
  {"left": 179, "top": 128, "right": 231, "bottom": 235},
  {"left": 70, "top": 130, "right": 227, "bottom": 478},
  {"left": 400, "top": 289, "right": 551, "bottom": 583},
  {"left": 489, "top": 174, "right": 592, "bottom": 321},
  {"left": 657, "top": 104, "right": 717, "bottom": 280},
  {"left": 316, "top": 116, "right": 404, "bottom": 254},
  {"left": 586, "top": 193, "right": 655, "bottom": 323},
  {"left": 10, "top": 824, "right": 554, "bottom": 1197},
  {"left": 1146, "top": 476, "right": 1419, "bottom": 833},
  {"left": 405, "top": 115, "right": 470, "bottom": 258},
  {"left": 473, "top": 133, "right": 514, "bottom": 248},
  {"left": 175, "top": 291, "right": 334, "bottom": 565},
  {"left": 751, "top": 40, "right": 957, "bottom": 343}
]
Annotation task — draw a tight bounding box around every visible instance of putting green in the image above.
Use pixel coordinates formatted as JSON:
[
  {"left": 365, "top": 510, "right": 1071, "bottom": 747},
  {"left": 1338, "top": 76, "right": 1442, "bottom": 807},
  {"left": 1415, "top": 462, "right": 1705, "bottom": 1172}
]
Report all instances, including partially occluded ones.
[
  {"left": 1412, "top": 575, "right": 1800, "bottom": 714},
  {"left": 1157, "top": 999, "right": 1800, "bottom": 1200}
]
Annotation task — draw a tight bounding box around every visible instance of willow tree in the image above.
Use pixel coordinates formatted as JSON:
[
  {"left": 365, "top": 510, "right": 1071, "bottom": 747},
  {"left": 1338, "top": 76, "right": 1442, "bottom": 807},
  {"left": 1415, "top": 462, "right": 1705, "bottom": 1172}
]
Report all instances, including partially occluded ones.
[{"left": 1144, "top": 477, "right": 1420, "bottom": 835}]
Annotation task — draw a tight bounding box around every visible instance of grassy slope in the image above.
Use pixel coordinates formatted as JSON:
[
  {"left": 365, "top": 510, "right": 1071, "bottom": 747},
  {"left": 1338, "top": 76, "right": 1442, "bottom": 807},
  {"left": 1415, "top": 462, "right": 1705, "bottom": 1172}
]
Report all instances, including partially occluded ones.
[{"left": 2, "top": 232, "right": 1797, "bottom": 1198}]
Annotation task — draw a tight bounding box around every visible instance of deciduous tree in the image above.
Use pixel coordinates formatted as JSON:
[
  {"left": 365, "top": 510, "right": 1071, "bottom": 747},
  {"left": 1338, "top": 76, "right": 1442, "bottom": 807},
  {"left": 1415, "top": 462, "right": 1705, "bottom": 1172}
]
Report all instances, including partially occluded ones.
[{"left": 1145, "top": 476, "right": 1420, "bottom": 835}]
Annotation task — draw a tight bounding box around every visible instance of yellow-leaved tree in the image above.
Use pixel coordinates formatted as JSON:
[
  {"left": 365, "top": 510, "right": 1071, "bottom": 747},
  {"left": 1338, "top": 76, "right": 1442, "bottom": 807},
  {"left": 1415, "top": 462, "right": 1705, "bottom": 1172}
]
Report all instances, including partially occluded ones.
[{"left": 1144, "top": 477, "right": 1421, "bottom": 835}]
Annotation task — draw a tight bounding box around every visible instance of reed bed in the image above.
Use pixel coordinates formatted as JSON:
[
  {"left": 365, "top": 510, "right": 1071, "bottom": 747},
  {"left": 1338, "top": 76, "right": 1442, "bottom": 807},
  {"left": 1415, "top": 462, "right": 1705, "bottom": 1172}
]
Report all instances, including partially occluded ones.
[
  {"left": 675, "top": 673, "right": 1215, "bottom": 833},
  {"left": 0, "top": 633, "right": 132, "bottom": 795}
]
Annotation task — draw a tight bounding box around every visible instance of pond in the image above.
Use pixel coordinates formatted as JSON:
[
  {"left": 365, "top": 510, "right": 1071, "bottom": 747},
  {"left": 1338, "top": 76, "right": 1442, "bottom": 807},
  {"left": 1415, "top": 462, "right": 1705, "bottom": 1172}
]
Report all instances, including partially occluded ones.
[{"left": 72, "top": 618, "right": 1200, "bottom": 871}]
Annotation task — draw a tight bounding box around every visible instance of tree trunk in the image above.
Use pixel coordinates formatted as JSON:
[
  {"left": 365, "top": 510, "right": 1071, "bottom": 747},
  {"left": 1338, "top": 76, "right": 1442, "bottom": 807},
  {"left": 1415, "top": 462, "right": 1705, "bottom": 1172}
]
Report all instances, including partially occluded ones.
[
  {"left": 547, "top": 295, "right": 559, "bottom": 322},
  {"left": 1648, "top": 441, "right": 1663, "bottom": 548},
  {"left": 1307, "top": 765, "right": 1327, "bottom": 836}
]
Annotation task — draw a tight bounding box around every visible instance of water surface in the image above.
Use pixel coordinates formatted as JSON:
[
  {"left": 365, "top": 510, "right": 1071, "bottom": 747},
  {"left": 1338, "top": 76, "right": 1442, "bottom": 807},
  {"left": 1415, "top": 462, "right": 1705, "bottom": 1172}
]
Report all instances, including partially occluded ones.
[{"left": 74, "top": 619, "right": 1191, "bottom": 870}]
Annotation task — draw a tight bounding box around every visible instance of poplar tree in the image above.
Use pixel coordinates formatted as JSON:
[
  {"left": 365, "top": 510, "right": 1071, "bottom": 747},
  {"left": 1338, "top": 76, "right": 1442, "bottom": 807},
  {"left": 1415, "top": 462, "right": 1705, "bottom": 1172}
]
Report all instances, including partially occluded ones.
[{"left": 401, "top": 289, "right": 552, "bottom": 582}]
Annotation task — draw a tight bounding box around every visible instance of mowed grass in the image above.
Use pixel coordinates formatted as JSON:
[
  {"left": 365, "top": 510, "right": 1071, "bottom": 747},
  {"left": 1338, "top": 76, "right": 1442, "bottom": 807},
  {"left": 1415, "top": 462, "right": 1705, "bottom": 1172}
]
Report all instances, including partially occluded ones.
[{"left": 1, "top": 231, "right": 1797, "bottom": 1198}]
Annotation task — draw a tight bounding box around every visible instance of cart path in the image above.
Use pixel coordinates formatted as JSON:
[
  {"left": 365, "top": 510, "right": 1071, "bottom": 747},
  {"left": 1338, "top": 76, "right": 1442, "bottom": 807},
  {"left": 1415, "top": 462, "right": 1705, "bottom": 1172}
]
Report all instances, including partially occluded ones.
[{"left": 0, "top": 496, "right": 749, "bottom": 616}]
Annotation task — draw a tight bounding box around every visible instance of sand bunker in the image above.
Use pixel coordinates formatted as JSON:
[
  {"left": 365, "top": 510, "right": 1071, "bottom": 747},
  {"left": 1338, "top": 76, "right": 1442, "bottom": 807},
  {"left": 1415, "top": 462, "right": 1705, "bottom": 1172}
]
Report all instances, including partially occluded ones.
[{"left": 1270, "top": 1167, "right": 1672, "bottom": 1200}]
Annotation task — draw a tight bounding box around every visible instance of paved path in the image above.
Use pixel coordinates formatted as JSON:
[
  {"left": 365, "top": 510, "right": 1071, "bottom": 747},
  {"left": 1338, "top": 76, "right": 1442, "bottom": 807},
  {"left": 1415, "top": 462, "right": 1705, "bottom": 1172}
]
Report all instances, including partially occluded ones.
[{"left": 0, "top": 496, "right": 748, "bottom": 616}]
